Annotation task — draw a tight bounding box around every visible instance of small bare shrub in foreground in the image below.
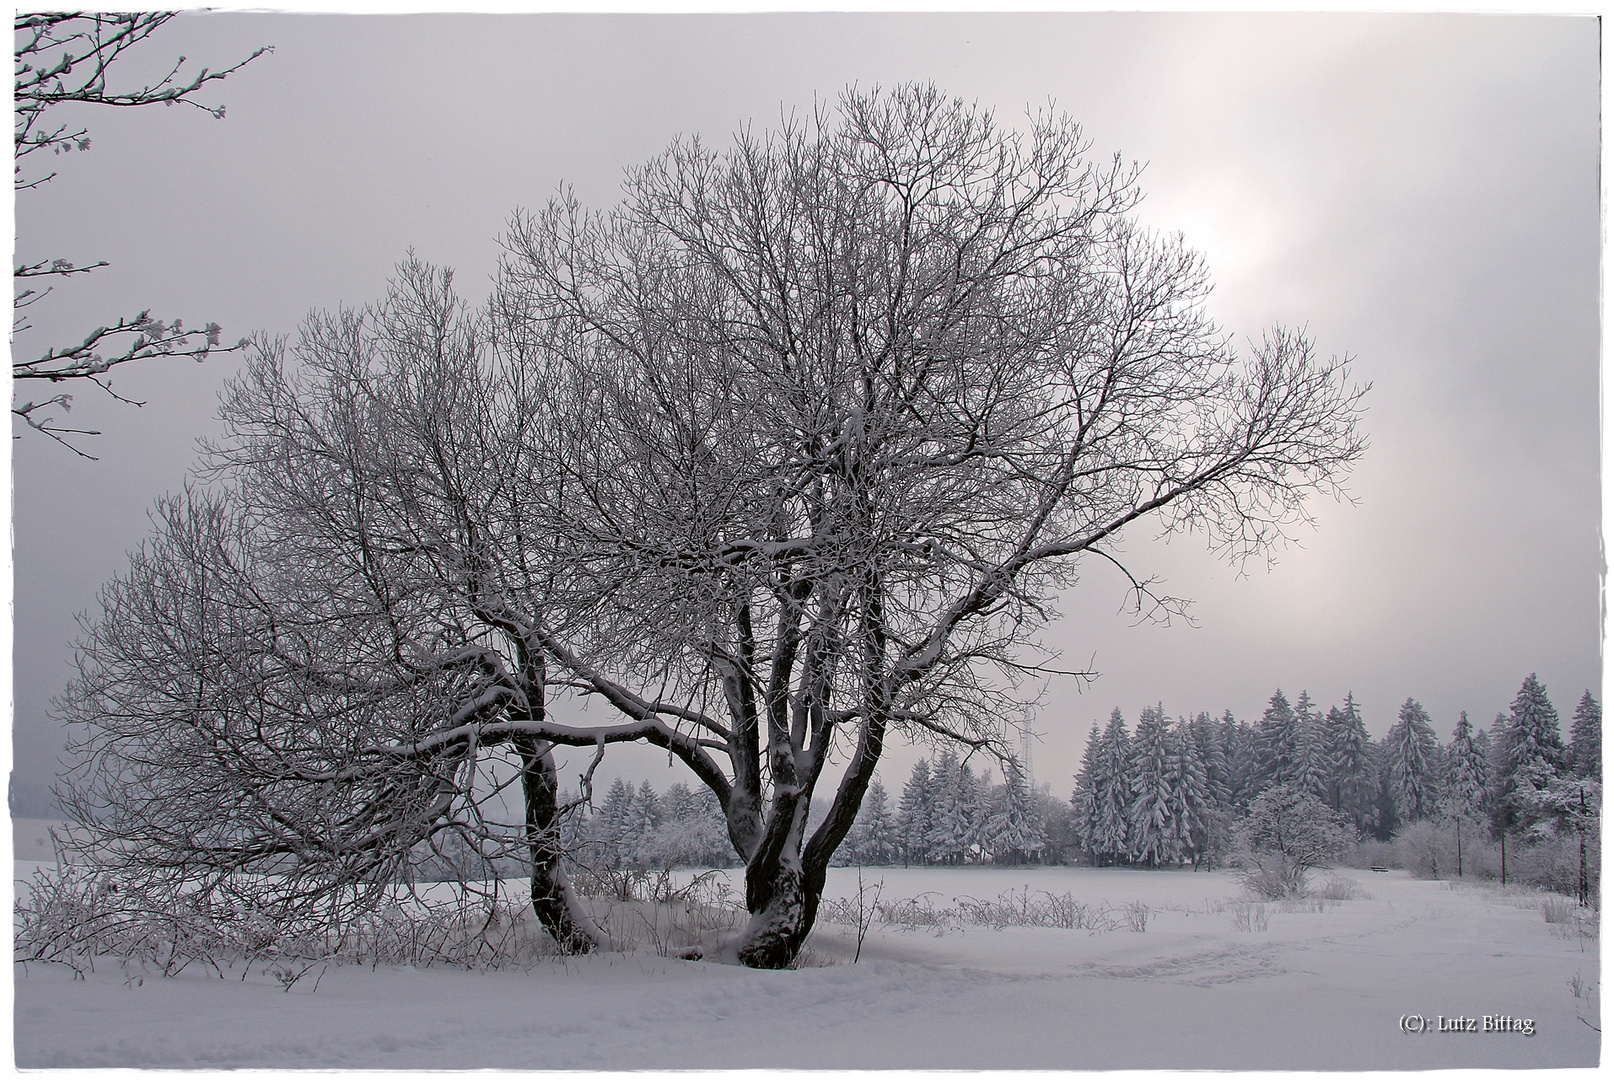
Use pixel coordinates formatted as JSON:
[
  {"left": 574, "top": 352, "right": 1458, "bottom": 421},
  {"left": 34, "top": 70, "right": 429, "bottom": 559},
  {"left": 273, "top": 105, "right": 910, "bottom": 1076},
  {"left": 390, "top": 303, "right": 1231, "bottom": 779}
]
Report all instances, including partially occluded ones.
[
  {"left": 1314, "top": 876, "right": 1368, "bottom": 901},
  {"left": 1229, "top": 901, "right": 1270, "bottom": 932}
]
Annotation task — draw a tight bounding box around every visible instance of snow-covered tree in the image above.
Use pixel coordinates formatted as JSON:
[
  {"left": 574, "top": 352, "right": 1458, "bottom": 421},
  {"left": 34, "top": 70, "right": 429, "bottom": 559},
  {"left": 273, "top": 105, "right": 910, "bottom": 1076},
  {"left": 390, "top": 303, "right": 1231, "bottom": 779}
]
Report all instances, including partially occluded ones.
[
  {"left": 644, "top": 782, "right": 735, "bottom": 868},
  {"left": 1433, "top": 712, "right": 1490, "bottom": 879},
  {"left": 1497, "top": 675, "right": 1566, "bottom": 836},
  {"left": 1221, "top": 710, "right": 1259, "bottom": 812},
  {"left": 928, "top": 753, "right": 985, "bottom": 864},
  {"left": 1569, "top": 691, "right": 1601, "bottom": 781},
  {"left": 840, "top": 779, "right": 897, "bottom": 866},
  {"left": 1036, "top": 784, "right": 1079, "bottom": 864},
  {"left": 1326, "top": 693, "right": 1376, "bottom": 835},
  {"left": 1517, "top": 766, "right": 1600, "bottom": 907},
  {"left": 1091, "top": 709, "right": 1133, "bottom": 865},
  {"left": 1128, "top": 705, "right": 1174, "bottom": 866},
  {"left": 988, "top": 761, "right": 1046, "bottom": 863},
  {"left": 1443, "top": 712, "right": 1490, "bottom": 816},
  {"left": 1291, "top": 691, "right": 1329, "bottom": 800},
  {"left": 589, "top": 778, "right": 637, "bottom": 864},
  {"left": 53, "top": 83, "right": 1369, "bottom": 969},
  {"left": 1188, "top": 711, "right": 1231, "bottom": 813},
  {"left": 896, "top": 759, "right": 938, "bottom": 865},
  {"left": 1164, "top": 722, "right": 1214, "bottom": 866},
  {"left": 13, "top": 14, "right": 269, "bottom": 452},
  {"left": 1254, "top": 689, "right": 1300, "bottom": 792},
  {"left": 1506, "top": 674, "right": 1565, "bottom": 778},
  {"left": 1385, "top": 698, "right": 1439, "bottom": 824},
  {"left": 627, "top": 781, "right": 663, "bottom": 858},
  {"left": 1070, "top": 723, "right": 1103, "bottom": 862},
  {"left": 1234, "top": 786, "right": 1354, "bottom": 898}
]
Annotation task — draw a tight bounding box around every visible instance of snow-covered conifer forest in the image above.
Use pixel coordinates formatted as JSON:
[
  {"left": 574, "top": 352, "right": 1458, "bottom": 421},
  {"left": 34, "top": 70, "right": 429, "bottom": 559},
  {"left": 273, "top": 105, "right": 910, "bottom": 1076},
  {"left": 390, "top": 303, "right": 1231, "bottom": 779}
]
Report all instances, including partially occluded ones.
[{"left": 12, "top": 11, "right": 1599, "bottom": 1071}]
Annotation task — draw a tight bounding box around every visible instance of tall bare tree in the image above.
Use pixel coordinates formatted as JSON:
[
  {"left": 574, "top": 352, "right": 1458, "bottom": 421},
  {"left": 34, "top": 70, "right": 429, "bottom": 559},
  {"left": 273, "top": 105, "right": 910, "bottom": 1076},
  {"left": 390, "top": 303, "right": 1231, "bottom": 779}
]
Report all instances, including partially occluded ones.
[{"left": 57, "top": 84, "right": 1367, "bottom": 968}]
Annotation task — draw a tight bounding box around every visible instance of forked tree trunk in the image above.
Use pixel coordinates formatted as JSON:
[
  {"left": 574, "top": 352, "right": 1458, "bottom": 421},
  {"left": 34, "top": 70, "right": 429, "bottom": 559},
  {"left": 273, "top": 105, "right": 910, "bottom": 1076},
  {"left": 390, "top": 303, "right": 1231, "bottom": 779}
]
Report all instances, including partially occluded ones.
[
  {"left": 737, "top": 861, "right": 817, "bottom": 968},
  {"left": 517, "top": 736, "right": 607, "bottom": 954},
  {"left": 733, "top": 719, "right": 885, "bottom": 968},
  {"left": 735, "top": 793, "right": 816, "bottom": 968}
]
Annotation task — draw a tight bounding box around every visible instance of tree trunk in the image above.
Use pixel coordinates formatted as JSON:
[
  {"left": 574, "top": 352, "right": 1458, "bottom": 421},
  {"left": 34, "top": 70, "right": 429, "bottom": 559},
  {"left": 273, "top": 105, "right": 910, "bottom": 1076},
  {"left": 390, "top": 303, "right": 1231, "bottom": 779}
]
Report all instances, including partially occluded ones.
[
  {"left": 1577, "top": 789, "right": 1588, "bottom": 907},
  {"left": 736, "top": 860, "right": 817, "bottom": 968},
  {"left": 517, "top": 736, "right": 607, "bottom": 954},
  {"left": 1579, "top": 829, "right": 1588, "bottom": 907},
  {"left": 728, "top": 782, "right": 816, "bottom": 969}
]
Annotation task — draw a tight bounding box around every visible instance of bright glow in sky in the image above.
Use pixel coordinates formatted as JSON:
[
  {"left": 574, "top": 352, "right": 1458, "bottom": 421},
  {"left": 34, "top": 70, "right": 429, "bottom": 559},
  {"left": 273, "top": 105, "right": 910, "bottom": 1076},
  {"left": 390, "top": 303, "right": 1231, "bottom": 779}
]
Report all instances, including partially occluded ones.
[{"left": 9, "top": 12, "right": 1600, "bottom": 810}]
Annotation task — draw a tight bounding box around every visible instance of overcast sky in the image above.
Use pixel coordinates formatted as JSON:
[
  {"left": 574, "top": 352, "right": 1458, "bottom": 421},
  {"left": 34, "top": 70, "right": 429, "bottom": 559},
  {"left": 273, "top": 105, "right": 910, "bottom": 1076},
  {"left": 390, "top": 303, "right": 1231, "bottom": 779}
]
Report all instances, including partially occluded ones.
[{"left": 10, "top": 12, "right": 1601, "bottom": 813}]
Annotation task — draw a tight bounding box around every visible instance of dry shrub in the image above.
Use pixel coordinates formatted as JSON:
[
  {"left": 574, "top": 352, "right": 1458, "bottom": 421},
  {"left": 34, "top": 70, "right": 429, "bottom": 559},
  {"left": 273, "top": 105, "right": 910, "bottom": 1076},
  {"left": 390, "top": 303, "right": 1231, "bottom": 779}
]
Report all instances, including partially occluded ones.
[
  {"left": 1313, "top": 875, "right": 1368, "bottom": 901},
  {"left": 14, "top": 863, "right": 565, "bottom": 979},
  {"left": 817, "top": 887, "right": 1142, "bottom": 934},
  {"left": 1229, "top": 901, "right": 1270, "bottom": 932}
]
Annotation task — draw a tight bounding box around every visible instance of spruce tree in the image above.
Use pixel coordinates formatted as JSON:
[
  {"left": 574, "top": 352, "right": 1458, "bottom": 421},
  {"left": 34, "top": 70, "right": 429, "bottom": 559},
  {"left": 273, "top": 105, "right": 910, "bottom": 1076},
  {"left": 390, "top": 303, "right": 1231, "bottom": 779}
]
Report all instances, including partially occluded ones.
[
  {"left": 1189, "top": 711, "right": 1231, "bottom": 812},
  {"left": 1092, "top": 708, "right": 1133, "bottom": 865},
  {"left": 1321, "top": 705, "right": 1345, "bottom": 809},
  {"left": 1569, "top": 690, "right": 1601, "bottom": 781},
  {"left": 928, "top": 752, "right": 980, "bottom": 864},
  {"left": 1368, "top": 739, "right": 1400, "bottom": 841},
  {"left": 1386, "top": 698, "right": 1439, "bottom": 824},
  {"left": 865, "top": 779, "right": 896, "bottom": 864},
  {"left": 960, "top": 764, "right": 992, "bottom": 861},
  {"left": 1487, "top": 710, "right": 1513, "bottom": 843},
  {"left": 1254, "top": 689, "right": 1300, "bottom": 792},
  {"left": 842, "top": 778, "right": 895, "bottom": 866},
  {"left": 1443, "top": 711, "right": 1490, "bottom": 816},
  {"left": 988, "top": 761, "right": 1047, "bottom": 863},
  {"left": 1070, "top": 723, "right": 1103, "bottom": 863},
  {"left": 1127, "top": 704, "right": 1173, "bottom": 867},
  {"left": 1221, "top": 710, "right": 1258, "bottom": 812},
  {"left": 1292, "top": 690, "right": 1329, "bottom": 799},
  {"left": 1506, "top": 673, "right": 1565, "bottom": 778},
  {"left": 1330, "top": 694, "right": 1378, "bottom": 837},
  {"left": 1166, "top": 723, "right": 1214, "bottom": 866},
  {"left": 896, "top": 758, "right": 936, "bottom": 865},
  {"left": 1439, "top": 711, "right": 1489, "bottom": 879},
  {"left": 1500, "top": 674, "right": 1565, "bottom": 832},
  {"left": 591, "top": 777, "right": 636, "bottom": 866},
  {"left": 1472, "top": 724, "right": 1492, "bottom": 766}
]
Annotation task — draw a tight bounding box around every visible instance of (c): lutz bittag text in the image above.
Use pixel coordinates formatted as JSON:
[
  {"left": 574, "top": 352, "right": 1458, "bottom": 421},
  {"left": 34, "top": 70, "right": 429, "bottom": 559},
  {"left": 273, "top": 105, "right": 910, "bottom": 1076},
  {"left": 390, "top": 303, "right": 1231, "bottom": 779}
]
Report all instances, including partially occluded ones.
[{"left": 1399, "top": 1014, "right": 1535, "bottom": 1036}]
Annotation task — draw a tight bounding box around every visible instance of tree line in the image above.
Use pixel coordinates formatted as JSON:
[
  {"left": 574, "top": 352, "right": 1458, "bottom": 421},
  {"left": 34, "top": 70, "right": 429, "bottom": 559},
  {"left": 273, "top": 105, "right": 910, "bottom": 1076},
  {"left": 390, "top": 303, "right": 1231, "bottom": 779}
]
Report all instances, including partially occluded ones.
[
  {"left": 806, "top": 673, "right": 1600, "bottom": 892},
  {"left": 1060, "top": 674, "right": 1599, "bottom": 887}
]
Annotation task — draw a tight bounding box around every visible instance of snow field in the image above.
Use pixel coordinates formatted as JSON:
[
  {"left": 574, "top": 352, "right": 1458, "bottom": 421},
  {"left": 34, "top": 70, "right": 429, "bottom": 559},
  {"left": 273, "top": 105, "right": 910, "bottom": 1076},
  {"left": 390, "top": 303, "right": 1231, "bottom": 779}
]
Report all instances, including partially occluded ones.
[{"left": 13, "top": 861, "right": 1598, "bottom": 1069}]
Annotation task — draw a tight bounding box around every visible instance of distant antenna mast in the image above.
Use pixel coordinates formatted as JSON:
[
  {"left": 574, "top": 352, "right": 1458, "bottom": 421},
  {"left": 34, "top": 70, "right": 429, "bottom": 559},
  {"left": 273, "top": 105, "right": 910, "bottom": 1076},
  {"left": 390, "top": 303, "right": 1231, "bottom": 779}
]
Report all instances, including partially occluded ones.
[{"left": 1020, "top": 704, "right": 1036, "bottom": 790}]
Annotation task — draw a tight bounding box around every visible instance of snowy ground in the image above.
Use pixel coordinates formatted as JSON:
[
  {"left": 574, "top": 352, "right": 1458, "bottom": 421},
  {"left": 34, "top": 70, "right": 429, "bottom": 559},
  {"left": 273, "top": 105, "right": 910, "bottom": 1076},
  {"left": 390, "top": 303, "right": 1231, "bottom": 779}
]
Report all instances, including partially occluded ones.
[{"left": 12, "top": 838, "right": 1601, "bottom": 1069}]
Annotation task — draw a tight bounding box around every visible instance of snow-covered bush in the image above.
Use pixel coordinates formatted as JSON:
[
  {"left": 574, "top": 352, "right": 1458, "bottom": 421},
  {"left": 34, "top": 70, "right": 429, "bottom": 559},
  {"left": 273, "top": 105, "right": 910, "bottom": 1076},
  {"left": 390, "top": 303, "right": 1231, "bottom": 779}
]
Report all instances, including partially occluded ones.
[
  {"left": 1232, "top": 787, "right": 1354, "bottom": 899},
  {"left": 15, "top": 862, "right": 562, "bottom": 975},
  {"left": 1393, "top": 816, "right": 1500, "bottom": 882},
  {"left": 1511, "top": 831, "right": 1601, "bottom": 905}
]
